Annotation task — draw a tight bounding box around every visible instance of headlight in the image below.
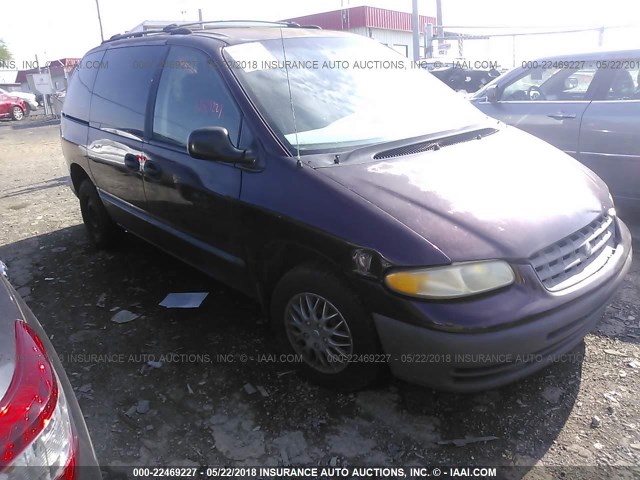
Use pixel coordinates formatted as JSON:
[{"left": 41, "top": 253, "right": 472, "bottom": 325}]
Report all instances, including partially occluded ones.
[
  {"left": 384, "top": 260, "right": 514, "bottom": 299},
  {"left": 607, "top": 192, "right": 616, "bottom": 217}
]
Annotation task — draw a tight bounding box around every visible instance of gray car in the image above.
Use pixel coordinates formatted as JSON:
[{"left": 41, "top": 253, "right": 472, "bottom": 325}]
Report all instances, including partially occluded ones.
[
  {"left": 0, "top": 261, "right": 101, "bottom": 478},
  {"left": 471, "top": 49, "right": 640, "bottom": 206}
]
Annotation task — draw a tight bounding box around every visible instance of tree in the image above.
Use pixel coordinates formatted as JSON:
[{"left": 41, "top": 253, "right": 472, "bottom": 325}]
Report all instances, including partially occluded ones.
[{"left": 0, "top": 39, "right": 12, "bottom": 62}]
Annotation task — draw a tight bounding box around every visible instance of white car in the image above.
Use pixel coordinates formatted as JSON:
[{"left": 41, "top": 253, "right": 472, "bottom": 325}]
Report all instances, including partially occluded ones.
[{"left": 0, "top": 88, "right": 39, "bottom": 114}]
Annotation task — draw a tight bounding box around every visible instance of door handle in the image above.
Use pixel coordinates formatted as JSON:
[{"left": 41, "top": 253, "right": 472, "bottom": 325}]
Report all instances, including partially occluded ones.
[
  {"left": 547, "top": 112, "right": 577, "bottom": 120},
  {"left": 124, "top": 153, "right": 140, "bottom": 171},
  {"left": 143, "top": 161, "right": 162, "bottom": 180}
]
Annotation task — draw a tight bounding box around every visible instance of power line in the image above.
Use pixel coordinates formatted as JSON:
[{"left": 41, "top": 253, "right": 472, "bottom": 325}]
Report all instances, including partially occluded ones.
[{"left": 432, "top": 25, "right": 622, "bottom": 39}]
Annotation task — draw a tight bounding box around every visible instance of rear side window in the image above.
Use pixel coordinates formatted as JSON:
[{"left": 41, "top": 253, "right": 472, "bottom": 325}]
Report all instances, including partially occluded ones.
[
  {"left": 152, "top": 46, "right": 241, "bottom": 148},
  {"left": 605, "top": 64, "right": 640, "bottom": 100},
  {"left": 90, "top": 46, "right": 165, "bottom": 139},
  {"left": 63, "top": 51, "right": 105, "bottom": 121}
]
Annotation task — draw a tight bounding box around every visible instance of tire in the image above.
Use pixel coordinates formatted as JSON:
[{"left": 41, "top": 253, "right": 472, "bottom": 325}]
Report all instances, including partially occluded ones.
[
  {"left": 11, "top": 106, "right": 24, "bottom": 121},
  {"left": 23, "top": 104, "right": 31, "bottom": 116},
  {"left": 271, "top": 265, "right": 383, "bottom": 391},
  {"left": 78, "top": 180, "right": 121, "bottom": 249}
]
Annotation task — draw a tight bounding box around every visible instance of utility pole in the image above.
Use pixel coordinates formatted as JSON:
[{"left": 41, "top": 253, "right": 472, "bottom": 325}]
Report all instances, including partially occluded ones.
[
  {"left": 95, "top": 0, "right": 104, "bottom": 42},
  {"left": 436, "top": 0, "right": 444, "bottom": 55},
  {"left": 598, "top": 26, "right": 605, "bottom": 47},
  {"left": 436, "top": 0, "right": 443, "bottom": 33},
  {"left": 436, "top": 0, "right": 443, "bottom": 53},
  {"left": 425, "top": 23, "right": 433, "bottom": 58},
  {"left": 411, "top": 0, "right": 420, "bottom": 61}
]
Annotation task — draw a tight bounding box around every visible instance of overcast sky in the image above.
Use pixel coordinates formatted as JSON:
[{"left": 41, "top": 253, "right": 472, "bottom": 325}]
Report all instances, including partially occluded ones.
[{"left": 1, "top": 0, "right": 639, "bottom": 82}]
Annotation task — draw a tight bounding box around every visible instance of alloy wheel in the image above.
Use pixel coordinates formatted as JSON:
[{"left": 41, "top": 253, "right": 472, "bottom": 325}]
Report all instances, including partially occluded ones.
[
  {"left": 284, "top": 293, "right": 354, "bottom": 373},
  {"left": 12, "top": 107, "right": 23, "bottom": 121}
]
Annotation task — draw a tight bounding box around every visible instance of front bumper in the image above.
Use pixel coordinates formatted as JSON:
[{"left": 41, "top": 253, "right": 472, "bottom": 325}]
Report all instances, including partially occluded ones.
[{"left": 374, "top": 220, "right": 633, "bottom": 392}]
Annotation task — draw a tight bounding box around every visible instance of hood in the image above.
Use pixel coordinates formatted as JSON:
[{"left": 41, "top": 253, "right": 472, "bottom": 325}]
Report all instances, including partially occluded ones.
[{"left": 318, "top": 126, "right": 612, "bottom": 262}]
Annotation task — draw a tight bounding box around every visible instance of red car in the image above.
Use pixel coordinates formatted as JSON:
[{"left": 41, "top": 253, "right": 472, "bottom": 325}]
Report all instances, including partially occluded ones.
[{"left": 0, "top": 94, "right": 26, "bottom": 121}]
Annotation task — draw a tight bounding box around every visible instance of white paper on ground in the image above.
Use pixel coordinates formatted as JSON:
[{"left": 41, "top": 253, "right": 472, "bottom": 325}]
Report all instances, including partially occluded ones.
[{"left": 159, "top": 292, "right": 209, "bottom": 309}]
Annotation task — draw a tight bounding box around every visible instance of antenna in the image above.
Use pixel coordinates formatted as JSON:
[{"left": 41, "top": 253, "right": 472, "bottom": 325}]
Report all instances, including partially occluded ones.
[{"left": 279, "top": 28, "right": 301, "bottom": 161}]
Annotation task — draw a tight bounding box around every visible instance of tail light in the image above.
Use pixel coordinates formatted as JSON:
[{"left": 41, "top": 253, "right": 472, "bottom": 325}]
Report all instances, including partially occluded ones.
[{"left": 0, "top": 321, "right": 76, "bottom": 479}]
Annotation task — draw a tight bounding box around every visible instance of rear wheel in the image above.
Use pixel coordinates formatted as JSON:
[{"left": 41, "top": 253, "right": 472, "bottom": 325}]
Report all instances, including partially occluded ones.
[
  {"left": 78, "top": 180, "right": 121, "bottom": 249},
  {"left": 11, "top": 106, "right": 24, "bottom": 121},
  {"left": 271, "top": 265, "right": 383, "bottom": 390}
]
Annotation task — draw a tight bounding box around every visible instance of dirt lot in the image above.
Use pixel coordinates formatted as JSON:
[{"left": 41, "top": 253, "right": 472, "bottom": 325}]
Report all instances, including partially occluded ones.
[{"left": 1, "top": 123, "right": 639, "bottom": 478}]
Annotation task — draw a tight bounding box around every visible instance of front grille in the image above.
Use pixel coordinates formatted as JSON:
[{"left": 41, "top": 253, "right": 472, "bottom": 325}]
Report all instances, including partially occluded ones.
[{"left": 529, "top": 214, "right": 616, "bottom": 291}]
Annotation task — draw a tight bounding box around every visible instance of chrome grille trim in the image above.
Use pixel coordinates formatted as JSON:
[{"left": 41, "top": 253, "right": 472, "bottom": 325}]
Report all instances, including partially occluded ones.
[{"left": 529, "top": 214, "right": 616, "bottom": 290}]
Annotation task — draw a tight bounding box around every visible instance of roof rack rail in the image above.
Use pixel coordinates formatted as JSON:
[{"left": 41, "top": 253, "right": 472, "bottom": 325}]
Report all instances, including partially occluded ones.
[
  {"left": 104, "top": 28, "right": 176, "bottom": 44},
  {"left": 170, "top": 20, "right": 303, "bottom": 30},
  {"left": 103, "top": 19, "right": 320, "bottom": 44}
]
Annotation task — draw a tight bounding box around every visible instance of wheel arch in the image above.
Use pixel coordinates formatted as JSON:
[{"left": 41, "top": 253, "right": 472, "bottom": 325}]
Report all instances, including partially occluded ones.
[
  {"left": 255, "top": 241, "right": 344, "bottom": 312},
  {"left": 69, "top": 163, "right": 91, "bottom": 196},
  {"left": 266, "top": 247, "right": 384, "bottom": 390}
]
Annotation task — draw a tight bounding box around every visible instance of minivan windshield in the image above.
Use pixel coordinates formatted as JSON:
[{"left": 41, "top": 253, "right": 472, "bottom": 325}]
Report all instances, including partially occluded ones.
[{"left": 224, "top": 35, "right": 489, "bottom": 154}]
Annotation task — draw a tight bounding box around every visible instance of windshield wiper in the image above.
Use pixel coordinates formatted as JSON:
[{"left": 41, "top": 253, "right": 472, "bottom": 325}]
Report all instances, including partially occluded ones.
[
  {"left": 372, "top": 127, "right": 498, "bottom": 160},
  {"left": 302, "top": 125, "right": 500, "bottom": 168}
]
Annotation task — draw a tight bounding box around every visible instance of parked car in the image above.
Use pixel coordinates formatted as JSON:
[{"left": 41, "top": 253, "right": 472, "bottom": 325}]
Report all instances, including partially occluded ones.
[
  {"left": 418, "top": 58, "right": 505, "bottom": 93},
  {"left": 0, "top": 88, "right": 39, "bottom": 115},
  {"left": 0, "top": 94, "right": 26, "bottom": 121},
  {"left": 471, "top": 49, "right": 640, "bottom": 206},
  {"left": 418, "top": 57, "right": 458, "bottom": 71},
  {"left": 0, "top": 262, "right": 101, "bottom": 478},
  {"left": 431, "top": 65, "right": 501, "bottom": 93},
  {"left": 61, "top": 23, "right": 632, "bottom": 392}
]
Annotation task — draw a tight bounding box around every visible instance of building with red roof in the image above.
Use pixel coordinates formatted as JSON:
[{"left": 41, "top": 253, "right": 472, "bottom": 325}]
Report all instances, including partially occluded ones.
[{"left": 285, "top": 6, "right": 436, "bottom": 58}]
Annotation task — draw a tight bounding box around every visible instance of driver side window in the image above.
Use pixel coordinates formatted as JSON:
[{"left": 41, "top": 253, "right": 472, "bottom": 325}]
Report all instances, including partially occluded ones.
[
  {"left": 501, "top": 65, "right": 597, "bottom": 102},
  {"left": 501, "top": 68, "right": 561, "bottom": 101},
  {"left": 153, "top": 46, "right": 241, "bottom": 148}
]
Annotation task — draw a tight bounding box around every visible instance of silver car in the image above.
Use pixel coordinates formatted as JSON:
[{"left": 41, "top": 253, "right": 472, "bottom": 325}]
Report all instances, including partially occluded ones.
[{"left": 471, "top": 49, "right": 640, "bottom": 206}]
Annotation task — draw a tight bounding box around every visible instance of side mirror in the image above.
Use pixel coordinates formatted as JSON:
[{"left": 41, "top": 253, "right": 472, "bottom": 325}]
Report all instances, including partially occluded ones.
[
  {"left": 485, "top": 84, "right": 499, "bottom": 103},
  {"left": 188, "top": 127, "right": 256, "bottom": 164}
]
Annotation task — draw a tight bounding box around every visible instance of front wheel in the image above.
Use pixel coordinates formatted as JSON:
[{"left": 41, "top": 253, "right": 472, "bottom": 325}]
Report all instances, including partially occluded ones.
[
  {"left": 78, "top": 180, "right": 121, "bottom": 249},
  {"left": 11, "top": 106, "right": 24, "bottom": 121},
  {"left": 271, "top": 265, "right": 383, "bottom": 390}
]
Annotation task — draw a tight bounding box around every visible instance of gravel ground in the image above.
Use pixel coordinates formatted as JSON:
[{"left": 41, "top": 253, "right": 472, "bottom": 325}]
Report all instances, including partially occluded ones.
[{"left": 1, "top": 124, "right": 639, "bottom": 478}]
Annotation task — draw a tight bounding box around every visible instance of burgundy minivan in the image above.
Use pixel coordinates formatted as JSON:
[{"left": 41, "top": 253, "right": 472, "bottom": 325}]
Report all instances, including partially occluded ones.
[{"left": 61, "top": 22, "right": 632, "bottom": 391}]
